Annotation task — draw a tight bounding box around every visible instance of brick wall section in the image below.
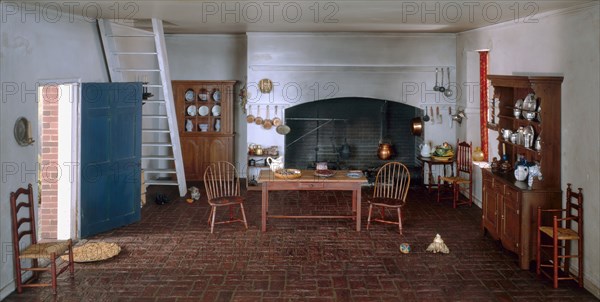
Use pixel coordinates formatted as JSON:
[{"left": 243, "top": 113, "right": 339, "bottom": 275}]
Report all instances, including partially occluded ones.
[
  {"left": 284, "top": 99, "right": 423, "bottom": 179},
  {"left": 39, "top": 85, "right": 59, "bottom": 239}
]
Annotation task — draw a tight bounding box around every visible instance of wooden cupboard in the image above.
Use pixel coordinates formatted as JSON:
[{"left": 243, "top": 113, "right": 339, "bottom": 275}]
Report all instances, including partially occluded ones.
[
  {"left": 483, "top": 75, "right": 563, "bottom": 269},
  {"left": 173, "top": 80, "right": 236, "bottom": 181}
]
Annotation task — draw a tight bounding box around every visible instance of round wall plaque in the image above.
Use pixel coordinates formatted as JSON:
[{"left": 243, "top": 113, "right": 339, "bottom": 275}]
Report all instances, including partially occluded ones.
[{"left": 258, "top": 78, "right": 273, "bottom": 93}]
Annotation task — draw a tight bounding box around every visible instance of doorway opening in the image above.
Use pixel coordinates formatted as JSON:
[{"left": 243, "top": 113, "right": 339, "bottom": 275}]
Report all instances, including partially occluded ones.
[{"left": 37, "top": 82, "right": 80, "bottom": 240}]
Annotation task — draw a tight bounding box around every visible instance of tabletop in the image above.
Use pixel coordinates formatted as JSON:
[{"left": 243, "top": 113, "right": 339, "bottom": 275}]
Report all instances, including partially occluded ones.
[{"left": 258, "top": 169, "right": 367, "bottom": 183}]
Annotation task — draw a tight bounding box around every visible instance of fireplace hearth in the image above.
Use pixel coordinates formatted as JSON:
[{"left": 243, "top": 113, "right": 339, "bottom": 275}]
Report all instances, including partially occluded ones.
[{"left": 284, "top": 98, "right": 423, "bottom": 184}]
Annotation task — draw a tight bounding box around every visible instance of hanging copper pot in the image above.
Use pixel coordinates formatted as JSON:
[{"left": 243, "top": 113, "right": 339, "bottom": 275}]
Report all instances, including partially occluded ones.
[
  {"left": 377, "top": 142, "right": 393, "bottom": 160},
  {"left": 410, "top": 117, "right": 423, "bottom": 136}
]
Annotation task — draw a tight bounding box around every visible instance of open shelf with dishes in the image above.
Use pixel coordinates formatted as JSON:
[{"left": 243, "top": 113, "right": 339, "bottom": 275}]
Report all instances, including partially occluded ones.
[
  {"left": 483, "top": 75, "right": 563, "bottom": 270},
  {"left": 173, "top": 80, "right": 236, "bottom": 180}
]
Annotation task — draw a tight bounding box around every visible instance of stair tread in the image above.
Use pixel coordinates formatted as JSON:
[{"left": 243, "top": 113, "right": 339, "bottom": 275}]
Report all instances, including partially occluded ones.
[
  {"left": 143, "top": 169, "right": 177, "bottom": 173},
  {"left": 142, "top": 142, "right": 173, "bottom": 146},
  {"left": 142, "top": 155, "right": 175, "bottom": 160},
  {"left": 145, "top": 179, "right": 178, "bottom": 185}
]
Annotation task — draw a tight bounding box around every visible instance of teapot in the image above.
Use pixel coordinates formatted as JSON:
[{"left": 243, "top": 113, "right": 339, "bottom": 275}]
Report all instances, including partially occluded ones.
[
  {"left": 419, "top": 142, "right": 432, "bottom": 157},
  {"left": 266, "top": 156, "right": 283, "bottom": 172},
  {"left": 501, "top": 128, "right": 513, "bottom": 141},
  {"left": 514, "top": 165, "right": 529, "bottom": 181}
]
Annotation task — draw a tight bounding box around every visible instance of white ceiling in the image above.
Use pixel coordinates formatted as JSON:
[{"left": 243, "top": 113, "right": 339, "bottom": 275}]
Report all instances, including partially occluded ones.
[{"left": 29, "top": 0, "right": 597, "bottom": 34}]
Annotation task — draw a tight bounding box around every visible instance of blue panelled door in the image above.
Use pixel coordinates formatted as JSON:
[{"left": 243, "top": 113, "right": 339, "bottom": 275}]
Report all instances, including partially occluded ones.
[{"left": 80, "top": 82, "right": 142, "bottom": 238}]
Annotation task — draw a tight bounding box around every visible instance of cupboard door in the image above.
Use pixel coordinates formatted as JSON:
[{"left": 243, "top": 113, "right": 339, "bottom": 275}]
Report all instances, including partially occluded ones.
[
  {"left": 501, "top": 188, "right": 521, "bottom": 253},
  {"left": 482, "top": 177, "right": 500, "bottom": 238},
  {"left": 206, "top": 137, "right": 234, "bottom": 164},
  {"left": 181, "top": 137, "right": 204, "bottom": 181}
]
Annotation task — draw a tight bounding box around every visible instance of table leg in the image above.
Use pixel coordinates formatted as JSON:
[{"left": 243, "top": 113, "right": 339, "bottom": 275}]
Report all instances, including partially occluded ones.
[
  {"left": 355, "top": 187, "right": 361, "bottom": 231},
  {"left": 261, "top": 183, "right": 268, "bottom": 232}
]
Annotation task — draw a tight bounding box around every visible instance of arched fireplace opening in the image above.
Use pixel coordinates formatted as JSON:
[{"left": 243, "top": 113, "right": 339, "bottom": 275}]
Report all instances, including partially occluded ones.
[{"left": 284, "top": 97, "right": 423, "bottom": 183}]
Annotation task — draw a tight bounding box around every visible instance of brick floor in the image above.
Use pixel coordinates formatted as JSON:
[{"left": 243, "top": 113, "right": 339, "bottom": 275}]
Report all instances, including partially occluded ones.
[{"left": 4, "top": 184, "right": 598, "bottom": 301}]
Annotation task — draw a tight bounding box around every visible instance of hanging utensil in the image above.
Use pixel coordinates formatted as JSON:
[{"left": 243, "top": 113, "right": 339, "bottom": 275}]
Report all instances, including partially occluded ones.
[
  {"left": 276, "top": 106, "right": 291, "bottom": 135},
  {"left": 433, "top": 68, "right": 440, "bottom": 91},
  {"left": 438, "top": 67, "right": 446, "bottom": 93},
  {"left": 430, "top": 106, "right": 435, "bottom": 124},
  {"left": 444, "top": 67, "right": 453, "bottom": 97},
  {"left": 246, "top": 104, "right": 255, "bottom": 123},
  {"left": 448, "top": 107, "right": 453, "bottom": 128},
  {"left": 263, "top": 105, "right": 272, "bottom": 130},
  {"left": 254, "top": 105, "right": 263, "bottom": 125},
  {"left": 272, "top": 105, "right": 282, "bottom": 126},
  {"left": 437, "top": 106, "right": 442, "bottom": 124},
  {"left": 423, "top": 106, "right": 430, "bottom": 122}
]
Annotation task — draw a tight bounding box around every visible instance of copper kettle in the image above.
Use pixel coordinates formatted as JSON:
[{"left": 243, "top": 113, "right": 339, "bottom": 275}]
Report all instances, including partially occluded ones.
[{"left": 377, "top": 142, "right": 393, "bottom": 160}]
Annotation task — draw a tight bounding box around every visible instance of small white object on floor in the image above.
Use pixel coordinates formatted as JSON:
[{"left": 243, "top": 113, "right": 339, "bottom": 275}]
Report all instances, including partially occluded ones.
[
  {"left": 189, "top": 186, "right": 201, "bottom": 200},
  {"left": 426, "top": 234, "right": 450, "bottom": 254}
]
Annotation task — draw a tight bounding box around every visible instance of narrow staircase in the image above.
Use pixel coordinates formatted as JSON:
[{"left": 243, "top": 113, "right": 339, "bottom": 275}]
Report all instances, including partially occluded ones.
[{"left": 98, "top": 18, "right": 187, "bottom": 197}]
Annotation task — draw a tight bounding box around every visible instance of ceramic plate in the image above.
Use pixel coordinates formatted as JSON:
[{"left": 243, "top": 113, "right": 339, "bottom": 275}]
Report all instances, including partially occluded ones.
[
  {"left": 185, "top": 89, "right": 195, "bottom": 102},
  {"left": 346, "top": 172, "right": 362, "bottom": 178},
  {"left": 514, "top": 99, "right": 523, "bottom": 109},
  {"left": 213, "top": 90, "right": 221, "bottom": 102},
  {"left": 314, "top": 169, "right": 336, "bottom": 177},
  {"left": 212, "top": 105, "right": 221, "bottom": 116},
  {"left": 524, "top": 125, "right": 535, "bottom": 137},
  {"left": 187, "top": 105, "right": 197, "bottom": 116},
  {"left": 198, "top": 105, "right": 209, "bottom": 116},
  {"left": 523, "top": 93, "right": 537, "bottom": 111},
  {"left": 198, "top": 91, "right": 208, "bottom": 101}
]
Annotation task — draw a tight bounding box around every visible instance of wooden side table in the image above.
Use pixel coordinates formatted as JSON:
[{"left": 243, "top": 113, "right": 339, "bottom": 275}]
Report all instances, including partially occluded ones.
[{"left": 417, "top": 156, "right": 455, "bottom": 193}]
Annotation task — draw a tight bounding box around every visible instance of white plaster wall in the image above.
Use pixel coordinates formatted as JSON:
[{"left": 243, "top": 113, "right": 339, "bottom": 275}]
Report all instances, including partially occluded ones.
[
  {"left": 166, "top": 34, "right": 247, "bottom": 169},
  {"left": 246, "top": 33, "right": 457, "bottom": 164},
  {"left": 456, "top": 3, "right": 600, "bottom": 297},
  {"left": 0, "top": 4, "right": 108, "bottom": 298}
]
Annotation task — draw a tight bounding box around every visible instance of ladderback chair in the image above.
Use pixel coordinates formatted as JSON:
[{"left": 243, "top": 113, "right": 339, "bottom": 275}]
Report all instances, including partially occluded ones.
[
  {"left": 367, "top": 162, "right": 411, "bottom": 234},
  {"left": 536, "top": 184, "right": 583, "bottom": 288},
  {"left": 10, "top": 184, "right": 74, "bottom": 294},
  {"left": 203, "top": 162, "right": 248, "bottom": 233},
  {"left": 437, "top": 140, "right": 473, "bottom": 208}
]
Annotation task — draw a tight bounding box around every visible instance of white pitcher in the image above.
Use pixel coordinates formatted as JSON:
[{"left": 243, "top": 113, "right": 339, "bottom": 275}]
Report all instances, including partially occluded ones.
[
  {"left": 419, "top": 142, "right": 431, "bottom": 157},
  {"left": 514, "top": 165, "right": 529, "bottom": 181},
  {"left": 266, "top": 156, "right": 283, "bottom": 172}
]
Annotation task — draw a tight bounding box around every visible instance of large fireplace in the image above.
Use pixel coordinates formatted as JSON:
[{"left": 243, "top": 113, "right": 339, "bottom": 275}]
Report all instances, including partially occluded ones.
[{"left": 284, "top": 98, "right": 423, "bottom": 183}]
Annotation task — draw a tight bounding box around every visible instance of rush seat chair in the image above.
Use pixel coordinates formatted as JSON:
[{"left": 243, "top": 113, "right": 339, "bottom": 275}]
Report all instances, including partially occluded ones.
[
  {"left": 437, "top": 140, "right": 473, "bottom": 208},
  {"left": 10, "top": 184, "right": 74, "bottom": 294},
  {"left": 536, "top": 184, "right": 584, "bottom": 288}
]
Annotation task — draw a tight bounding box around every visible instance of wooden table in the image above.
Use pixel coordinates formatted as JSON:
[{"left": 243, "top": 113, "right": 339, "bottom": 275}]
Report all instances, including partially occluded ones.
[
  {"left": 417, "top": 156, "right": 455, "bottom": 192},
  {"left": 257, "top": 170, "right": 368, "bottom": 232}
]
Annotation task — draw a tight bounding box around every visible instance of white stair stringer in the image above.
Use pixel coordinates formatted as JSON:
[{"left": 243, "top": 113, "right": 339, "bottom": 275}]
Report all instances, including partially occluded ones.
[
  {"left": 98, "top": 19, "right": 187, "bottom": 197},
  {"left": 151, "top": 19, "right": 187, "bottom": 197}
]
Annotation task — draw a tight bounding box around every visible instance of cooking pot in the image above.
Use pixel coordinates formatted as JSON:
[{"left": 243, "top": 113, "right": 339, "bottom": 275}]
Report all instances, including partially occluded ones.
[
  {"left": 377, "top": 142, "right": 393, "bottom": 160},
  {"left": 410, "top": 117, "right": 423, "bottom": 136}
]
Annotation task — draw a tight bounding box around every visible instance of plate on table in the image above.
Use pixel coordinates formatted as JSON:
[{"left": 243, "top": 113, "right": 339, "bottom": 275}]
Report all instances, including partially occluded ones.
[
  {"left": 346, "top": 170, "right": 363, "bottom": 178},
  {"left": 198, "top": 105, "right": 209, "bottom": 116},
  {"left": 314, "top": 169, "right": 336, "bottom": 177},
  {"left": 185, "top": 89, "right": 195, "bottom": 102},
  {"left": 274, "top": 169, "right": 302, "bottom": 179},
  {"left": 213, "top": 90, "right": 221, "bottom": 102},
  {"left": 432, "top": 156, "right": 452, "bottom": 161},
  {"left": 212, "top": 105, "right": 221, "bottom": 116},
  {"left": 186, "top": 105, "right": 197, "bottom": 116}
]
